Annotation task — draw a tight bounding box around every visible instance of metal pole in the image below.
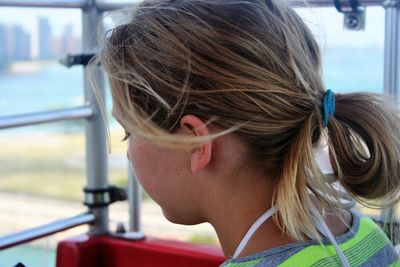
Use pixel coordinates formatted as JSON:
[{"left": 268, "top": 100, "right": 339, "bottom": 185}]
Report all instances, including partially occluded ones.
[
  {"left": 383, "top": 0, "right": 400, "bottom": 103},
  {"left": 0, "top": 0, "right": 87, "bottom": 8},
  {"left": 381, "top": 0, "right": 400, "bottom": 241},
  {"left": 95, "top": 0, "right": 139, "bottom": 11},
  {"left": 0, "top": 106, "right": 94, "bottom": 130},
  {"left": 94, "top": 0, "right": 383, "bottom": 11},
  {"left": 289, "top": 0, "right": 381, "bottom": 7},
  {"left": 82, "top": 1, "right": 109, "bottom": 235},
  {"left": 0, "top": 213, "right": 95, "bottom": 250},
  {"left": 0, "top": 0, "right": 386, "bottom": 10},
  {"left": 128, "top": 163, "right": 142, "bottom": 233},
  {"left": 95, "top": 0, "right": 383, "bottom": 10},
  {"left": 0, "top": 0, "right": 137, "bottom": 9}
]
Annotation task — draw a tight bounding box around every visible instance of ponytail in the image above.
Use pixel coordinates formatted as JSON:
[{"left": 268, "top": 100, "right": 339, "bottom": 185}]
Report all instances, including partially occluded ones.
[
  {"left": 274, "top": 92, "right": 400, "bottom": 241},
  {"left": 327, "top": 93, "right": 400, "bottom": 208}
]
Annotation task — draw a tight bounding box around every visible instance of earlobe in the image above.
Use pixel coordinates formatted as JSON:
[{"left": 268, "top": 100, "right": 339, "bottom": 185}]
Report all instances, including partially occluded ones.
[{"left": 179, "top": 115, "right": 212, "bottom": 173}]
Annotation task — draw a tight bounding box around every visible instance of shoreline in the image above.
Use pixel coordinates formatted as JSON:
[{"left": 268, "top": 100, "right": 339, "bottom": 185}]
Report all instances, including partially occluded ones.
[{"left": 3, "top": 60, "right": 56, "bottom": 75}]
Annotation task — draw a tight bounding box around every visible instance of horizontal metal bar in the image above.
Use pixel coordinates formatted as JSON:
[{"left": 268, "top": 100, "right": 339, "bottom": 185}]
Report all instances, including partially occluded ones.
[
  {"left": 0, "top": 0, "right": 87, "bottom": 8},
  {"left": 0, "top": 0, "right": 383, "bottom": 10},
  {"left": 96, "top": 0, "right": 383, "bottom": 11},
  {"left": 95, "top": 0, "right": 139, "bottom": 11},
  {"left": 289, "top": 0, "right": 382, "bottom": 7},
  {"left": 0, "top": 213, "right": 95, "bottom": 250},
  {"left": 0, "top": 0, "right": 137, "bottom": 9},
  {"left": 0, "top": 106, "right": 95, "bottom": 130}
]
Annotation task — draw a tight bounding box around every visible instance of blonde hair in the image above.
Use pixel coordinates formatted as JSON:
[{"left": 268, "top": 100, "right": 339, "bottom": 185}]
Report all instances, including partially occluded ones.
[{"left": 97, "top": 0, "right": 400, "bottom": 241}]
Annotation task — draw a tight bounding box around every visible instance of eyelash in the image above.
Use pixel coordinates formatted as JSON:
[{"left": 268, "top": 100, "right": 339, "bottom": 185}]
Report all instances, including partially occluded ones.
[{"left": 122, "top": 132, "right": 130, "bottom": 142}]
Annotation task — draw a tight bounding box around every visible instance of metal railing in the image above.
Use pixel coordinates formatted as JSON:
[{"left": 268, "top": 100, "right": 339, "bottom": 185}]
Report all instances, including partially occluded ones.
[
  {"left": 383, "top": 0, "right": 400, "bottom": 103},
  {"left": 0, "top": 0, "right": 87, "bottom": 8},
  {"left": 381, "top": 0, "right": 400, "bottom": 233},
  {"left": 0, "top": 213, "right": 95, "bottom": 250},
  {"left": 0, "top": 0, "right": 399, "bottom": 251},
  {"left": 0, "top": 0, "right": 386, "bottom": 9},
  {"left": 0, "top": 0, "right": 105, "bottom": 250},
  {"left": 0, "top": 106, "right": 94, "bottom": 129},
  {"left": 81, "top": 1, "right": 109, "bottom": 236},
  {"left": 0, "top": 0, "right": 145, "bottom": 250},
  {"left": 291, "top": 0, "right": 382, "bottom": 7},
  {"left": 0, "top": 0, "right": 140, "bottom": 10}
]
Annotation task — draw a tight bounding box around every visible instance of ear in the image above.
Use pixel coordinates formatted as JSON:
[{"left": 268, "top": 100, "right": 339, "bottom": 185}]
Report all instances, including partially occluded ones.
[{"left": 180, "top": 115, "right": 212, "bottom": 173}]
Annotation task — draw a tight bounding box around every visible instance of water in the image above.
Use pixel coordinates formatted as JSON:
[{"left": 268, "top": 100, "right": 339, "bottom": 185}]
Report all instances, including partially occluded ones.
[
  {"left": 0, "top": 245, "right": 56, "bottom": 267},
  {"left": 0, "top": 63, "right": 119, "bottom": 134},
  {"left": 0, "top": 65, "right": 84, "bottom": 117}
]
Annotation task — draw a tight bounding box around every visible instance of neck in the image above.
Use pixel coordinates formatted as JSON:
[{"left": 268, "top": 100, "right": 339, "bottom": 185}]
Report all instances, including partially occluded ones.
[
  {"left": 205, "top": 176, "right": 295, "bottom": 259},
  {"left": 208, "top": 191, "right": 352, "bottom": 259}
]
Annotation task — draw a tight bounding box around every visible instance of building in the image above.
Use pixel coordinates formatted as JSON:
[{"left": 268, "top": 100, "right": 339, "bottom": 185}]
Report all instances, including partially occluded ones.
[
  {"left": 52, "top": 24, "right": 81, "bottom": 56},
  {"left": 38, "top": 17, "right": 53, "bottom": 59},
  {"left": 0, "top": 24, "right": 6, "bottom": 68},
  {"left": 9, "top": 24, "right": 31, "bottom": 61},
  {"left": 2, "top": 24, "right": 31, "bottom": 63}
]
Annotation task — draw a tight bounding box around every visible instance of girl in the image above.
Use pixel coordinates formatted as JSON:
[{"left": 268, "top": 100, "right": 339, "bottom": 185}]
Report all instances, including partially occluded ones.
[{"left": 97, "top": 0, "right": 400, "bottom": 266}]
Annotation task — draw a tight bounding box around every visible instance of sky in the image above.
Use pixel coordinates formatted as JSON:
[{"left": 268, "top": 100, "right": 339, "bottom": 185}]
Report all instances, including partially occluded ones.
[{"left": 0, "top": 4, "right": 386, "bottom": 57}]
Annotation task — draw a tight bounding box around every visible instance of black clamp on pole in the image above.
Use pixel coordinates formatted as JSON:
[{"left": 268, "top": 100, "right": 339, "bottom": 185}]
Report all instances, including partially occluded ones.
[
  {"left": 59, "top": 53, "right": 96, "bottom": 68},
  {"left": 83, "top": 186, "right": 127, "bottom": 208},
  {"left": 334, "top": 0, "right": 366, "bottom": 30}
]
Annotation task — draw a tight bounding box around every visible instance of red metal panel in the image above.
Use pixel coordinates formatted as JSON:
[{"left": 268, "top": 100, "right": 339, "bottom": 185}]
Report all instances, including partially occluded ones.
[{"left": 56, "top": 235, "right": 225, "bottom": 267}]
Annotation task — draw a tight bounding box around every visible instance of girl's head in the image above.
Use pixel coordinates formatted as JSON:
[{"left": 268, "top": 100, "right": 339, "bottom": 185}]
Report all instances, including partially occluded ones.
[{"left": 98, "top": 0, "right": 400, "bottom": 241}]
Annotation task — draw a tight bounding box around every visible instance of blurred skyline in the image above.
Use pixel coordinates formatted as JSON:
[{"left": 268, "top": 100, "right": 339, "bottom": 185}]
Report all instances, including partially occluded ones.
[
  {"left": 0, "top": 7, "right": 82, "bottom": 59},
  {"left": 0, "top": 5, "right": 386, "bottom": 62},
  {"left": 0, "top": 16, "right": 81, "bottom": 68}
]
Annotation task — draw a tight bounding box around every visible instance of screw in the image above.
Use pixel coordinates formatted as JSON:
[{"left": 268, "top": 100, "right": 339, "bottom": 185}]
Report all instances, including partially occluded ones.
[
  {"left": 346, "top": 15, "right": 359, "bottom": 29},
  {"left": 116, "top": 222, "right": 126, "bottom": 234}
]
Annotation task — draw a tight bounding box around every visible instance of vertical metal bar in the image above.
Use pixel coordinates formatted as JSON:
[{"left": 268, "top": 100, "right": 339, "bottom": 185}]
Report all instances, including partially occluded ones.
[
  {"left": 383, "top": 0, "right": 400, "bottom": 103},
  {"left": 82, "top": 0, "right": 109, "bottom": 235},
  {"left": 128, "top": 163, "right": 142, "bottom": 233},
  {"left": 382, "top": 0, "right": 400, "bottom": 241}
]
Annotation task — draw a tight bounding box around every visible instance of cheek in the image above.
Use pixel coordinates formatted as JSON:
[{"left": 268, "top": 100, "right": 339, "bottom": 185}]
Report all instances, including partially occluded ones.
[
  {"left": 127, "top": 137, "right": 177, "bottom": 208},
  {"left": 127, "top": 139, "right": 160, "bottom": 195},
  {"left": 127, "top": 137, "right": 204, "bottom": 224}
]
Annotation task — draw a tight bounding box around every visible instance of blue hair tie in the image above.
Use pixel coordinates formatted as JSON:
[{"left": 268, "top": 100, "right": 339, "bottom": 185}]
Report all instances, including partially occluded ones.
[{"left": 322, "top": 89, "right": 335, "bottom": 127}]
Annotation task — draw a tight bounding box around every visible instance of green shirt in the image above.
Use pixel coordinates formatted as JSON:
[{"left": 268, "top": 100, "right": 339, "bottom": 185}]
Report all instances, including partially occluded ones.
[{"left": 221, "top": 210, "right": 398, "bottom": 267}]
